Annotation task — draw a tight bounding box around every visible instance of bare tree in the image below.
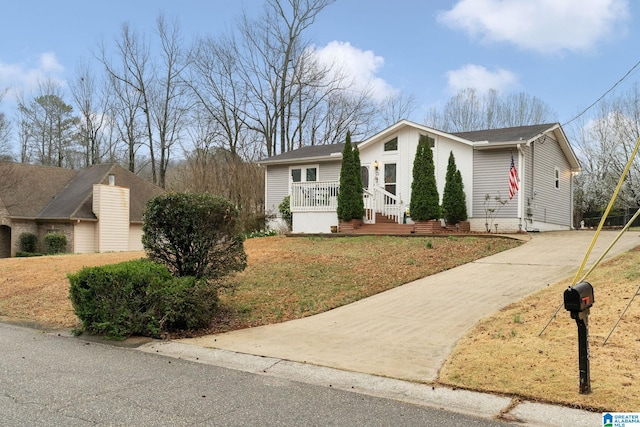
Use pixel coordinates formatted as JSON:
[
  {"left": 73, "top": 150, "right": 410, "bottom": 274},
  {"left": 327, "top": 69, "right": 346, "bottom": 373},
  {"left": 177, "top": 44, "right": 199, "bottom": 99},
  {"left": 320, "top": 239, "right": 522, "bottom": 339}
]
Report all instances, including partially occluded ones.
[
  {"left": 151, "top": 15, "right": 190, "bottom": 188},
  {"left": 237, "top": 0, "right": 336, "bottom": 156},
  {"left": 424, "top": 88, "right": 556, "bottom": 132},
  {"left": 187, "top": 33, "right": 249, "bottom": 157},
  {"left": 100, "top": 22, "right": 157, "bottom": 181},
  {"left": 0, "top": 89, "right": 13, "bottom": 161},
  {"left": 378, "top": 91, "right": 417, "bottom": 127},
  {"left": 99, "top": 15, "right": 189, "bottom": 188},
  {"left": 69, "top": 60, "right": 112, "bottom": 167},
  {"left": 571, "top": 84, "right": 640, "bottom": 219},
  {"left": 107, "top": 70, "right": 145, "bottom": 173}
]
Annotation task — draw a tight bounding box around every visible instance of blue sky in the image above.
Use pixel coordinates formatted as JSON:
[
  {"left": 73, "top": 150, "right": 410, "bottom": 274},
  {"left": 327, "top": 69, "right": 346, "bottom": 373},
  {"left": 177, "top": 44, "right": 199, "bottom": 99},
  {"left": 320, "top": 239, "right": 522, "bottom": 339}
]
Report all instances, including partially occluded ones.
[{"left": 1, "top": 0, "right": 638, "bottom": 128}]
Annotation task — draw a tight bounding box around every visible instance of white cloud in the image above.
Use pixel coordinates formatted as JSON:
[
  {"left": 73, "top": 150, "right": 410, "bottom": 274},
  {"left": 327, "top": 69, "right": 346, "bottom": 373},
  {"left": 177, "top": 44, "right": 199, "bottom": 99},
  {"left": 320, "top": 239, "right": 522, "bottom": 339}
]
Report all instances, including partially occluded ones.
[
  {"left": 0, "top": 52, "right": 65, "bottom": 101},
  {"left": 311, "top": 41, "right": 397, "bottom": 103},
  {"left": 39, "top": 52, "right": 64, "bottom": 73},
  {"left": 446, "top": 64, "right": 518, "bottom": 93},
  {"left": 438, "top": 0, "right": 629, "bottom": 53}
]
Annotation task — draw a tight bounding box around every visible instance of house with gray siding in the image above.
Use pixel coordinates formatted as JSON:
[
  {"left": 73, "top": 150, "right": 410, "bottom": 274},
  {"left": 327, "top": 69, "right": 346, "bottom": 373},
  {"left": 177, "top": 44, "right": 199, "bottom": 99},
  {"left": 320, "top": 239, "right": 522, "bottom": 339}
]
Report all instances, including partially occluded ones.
[
  {"left": 260, "top": 120, "right": 580, "bottom": 234},
  {"left": 0, "top": 162, "right": 164, "bottom": 257}
]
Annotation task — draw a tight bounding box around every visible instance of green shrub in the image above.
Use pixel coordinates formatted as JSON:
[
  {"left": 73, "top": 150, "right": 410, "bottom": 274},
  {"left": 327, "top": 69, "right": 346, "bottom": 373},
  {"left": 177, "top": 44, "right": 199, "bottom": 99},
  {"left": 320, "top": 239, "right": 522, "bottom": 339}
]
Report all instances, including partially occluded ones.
[
  {"left": 410, "top": 135, "right": 441, "bottom": 221},
  {"left": 442, "top": 151, "right": 468, "bottom": 224},
  {"left": 337, "top": 131, "right": 365, "bottom": 221},
  {"left": 244, "top": 229, "right": 277, "bottom": 239},
  {"left": 19, "top": 232, "right": 37, "bottom": 253},
  {"left": 44, "top": 233, "right": 67, "bottom": 254},
  {"left": 278, "top": 195, "right": 292, "bottom": 230},
  {"left": 68, "top": 259, "right": 218, "bottom": 339},
  {"left": 16, "top": 251, "right": 45, "bottom": 257},
  {"left": 142, "top": 193, "right": 247, "bottom": 280},
  {"left": 148, "top": 276, "right": 219, "bottom": 331}
]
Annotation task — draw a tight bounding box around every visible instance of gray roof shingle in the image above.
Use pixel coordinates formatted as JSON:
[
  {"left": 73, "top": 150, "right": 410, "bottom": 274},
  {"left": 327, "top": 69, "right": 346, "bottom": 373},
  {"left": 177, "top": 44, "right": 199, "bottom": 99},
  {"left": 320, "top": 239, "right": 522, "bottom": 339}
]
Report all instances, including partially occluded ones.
[
  {"left": 259, "top": 143, "right": 345, "bottom": 164},
  {"left": 0, "top": 162, "right": 163, "bottom": 222},
  {"left": 452, "top": 123, "right": 558, "bottom": 143}
]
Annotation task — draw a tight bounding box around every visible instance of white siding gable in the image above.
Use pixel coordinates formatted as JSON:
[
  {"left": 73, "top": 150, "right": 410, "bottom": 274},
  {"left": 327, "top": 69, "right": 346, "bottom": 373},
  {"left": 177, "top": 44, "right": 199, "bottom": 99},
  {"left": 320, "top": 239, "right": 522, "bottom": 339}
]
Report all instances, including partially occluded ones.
[{"left": 93, "top": 184, "right": 130, "bottom": 252}]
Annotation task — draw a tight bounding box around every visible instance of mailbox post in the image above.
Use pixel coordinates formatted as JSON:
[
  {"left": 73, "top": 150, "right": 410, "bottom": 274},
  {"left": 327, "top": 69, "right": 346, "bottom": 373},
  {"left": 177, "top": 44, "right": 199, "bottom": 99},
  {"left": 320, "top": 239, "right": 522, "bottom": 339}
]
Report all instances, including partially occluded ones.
[{"left": 563, "top": 281, "right": 594, "bottom": 394}]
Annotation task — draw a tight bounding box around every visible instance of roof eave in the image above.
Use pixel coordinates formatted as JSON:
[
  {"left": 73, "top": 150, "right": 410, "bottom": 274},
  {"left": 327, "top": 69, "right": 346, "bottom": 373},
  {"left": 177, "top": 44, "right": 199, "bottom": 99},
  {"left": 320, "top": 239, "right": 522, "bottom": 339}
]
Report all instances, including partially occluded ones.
[
  {"left": 358, "top": 119, "right": 475, "bottom": 149},
  {"left": 473, "top": 140, "right": 524, "bottom": 150},
  {"left": 259, "top": 152, "right": 342, "bottom": 166},
  {"left": 526, "top": 124, "right": 581, "bottom": 172}
]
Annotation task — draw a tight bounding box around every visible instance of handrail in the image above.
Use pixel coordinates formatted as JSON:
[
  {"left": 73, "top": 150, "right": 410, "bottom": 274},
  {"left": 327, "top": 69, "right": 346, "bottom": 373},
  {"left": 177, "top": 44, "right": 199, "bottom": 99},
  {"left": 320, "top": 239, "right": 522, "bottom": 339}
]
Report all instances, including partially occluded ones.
[{"left": 372, "top": 186, "right": 402, "bottom": 223}]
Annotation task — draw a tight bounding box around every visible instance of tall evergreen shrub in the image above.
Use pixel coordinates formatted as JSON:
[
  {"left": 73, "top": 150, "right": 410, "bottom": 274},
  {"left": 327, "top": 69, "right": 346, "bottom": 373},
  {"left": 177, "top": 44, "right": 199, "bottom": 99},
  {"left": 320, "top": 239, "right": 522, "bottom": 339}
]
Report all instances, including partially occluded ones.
[
  {"left": 337, "top": 131, "right": 365, "bottom": 221},
  {"left": 410, "top": 135, "right": 441, "bottom": 221},
  {"left": 442, "top": 151, "right": 468, "bottom": 224}
]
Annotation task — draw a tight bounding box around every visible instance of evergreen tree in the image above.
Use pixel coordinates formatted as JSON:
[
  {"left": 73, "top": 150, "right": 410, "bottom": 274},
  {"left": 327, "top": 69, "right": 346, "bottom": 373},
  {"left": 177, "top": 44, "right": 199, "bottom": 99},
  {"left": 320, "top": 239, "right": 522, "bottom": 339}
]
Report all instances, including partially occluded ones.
[
  {"left": 352, "top": 143, "right": 365, "bottom": 217},
  {"left": 410, "top": 135, "right": 441, "bottom": 221},
  {"left": 337, "top": 131, "right": 364, "bottom": 221},
  {"left": 442, "top": 151, "right": 468, "bottom": 224}
]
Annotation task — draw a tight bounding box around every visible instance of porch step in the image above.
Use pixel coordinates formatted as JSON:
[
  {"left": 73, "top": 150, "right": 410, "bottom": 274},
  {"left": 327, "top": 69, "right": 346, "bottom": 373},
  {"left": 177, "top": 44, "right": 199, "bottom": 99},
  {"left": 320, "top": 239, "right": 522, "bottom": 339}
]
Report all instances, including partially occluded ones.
[
  {"left": 373, "top": 213, "right": 399, "bottom": 224},
  {"left": 350, "top": 223, "right": 415, "bottom": 235}
]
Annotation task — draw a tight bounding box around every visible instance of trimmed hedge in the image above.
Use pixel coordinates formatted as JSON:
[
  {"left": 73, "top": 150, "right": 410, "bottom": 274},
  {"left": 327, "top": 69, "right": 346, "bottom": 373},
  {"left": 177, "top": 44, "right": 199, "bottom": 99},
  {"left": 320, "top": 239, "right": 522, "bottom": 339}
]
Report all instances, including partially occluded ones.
[
  {"left": 45, "top": 233, "right": 67, "bottom": 254},
  {"left": 68, "top": 259, "right": 218, "bottom": 339},
  {"left": 16, "top": 251, "right": 45, "bottom": 257},
  {"left": 19, "top": 232, "right": 37, "bottom": 253}
]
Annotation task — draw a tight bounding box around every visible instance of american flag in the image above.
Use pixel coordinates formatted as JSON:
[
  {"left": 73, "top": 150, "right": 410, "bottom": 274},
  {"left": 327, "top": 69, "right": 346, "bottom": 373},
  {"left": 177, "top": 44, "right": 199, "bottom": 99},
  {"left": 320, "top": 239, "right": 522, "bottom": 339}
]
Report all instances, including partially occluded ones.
[{"left": 509, "top": 153, "right": 519, "bottom": 200}]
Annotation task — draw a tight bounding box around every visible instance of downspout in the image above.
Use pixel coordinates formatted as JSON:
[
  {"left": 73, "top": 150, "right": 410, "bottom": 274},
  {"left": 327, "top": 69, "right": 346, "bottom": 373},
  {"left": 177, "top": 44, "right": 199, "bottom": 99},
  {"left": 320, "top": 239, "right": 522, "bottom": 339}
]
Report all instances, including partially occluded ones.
[
  {"left": 517, "top": 144, "right": 524, "bottom": 230},
  {"left": 570, "top": 170, "right": 575, "bottom": 229}
]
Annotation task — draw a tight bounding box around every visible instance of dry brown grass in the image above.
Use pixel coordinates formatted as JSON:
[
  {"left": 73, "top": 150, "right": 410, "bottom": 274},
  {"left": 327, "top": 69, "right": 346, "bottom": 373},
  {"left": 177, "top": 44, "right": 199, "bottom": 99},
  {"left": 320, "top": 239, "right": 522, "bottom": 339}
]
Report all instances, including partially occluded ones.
[
  {"left": 439, "top": 247, "right": 640, "bottom": 412},
  {"left": 0, "top": 251, "right": 145, "bottom": 328}
]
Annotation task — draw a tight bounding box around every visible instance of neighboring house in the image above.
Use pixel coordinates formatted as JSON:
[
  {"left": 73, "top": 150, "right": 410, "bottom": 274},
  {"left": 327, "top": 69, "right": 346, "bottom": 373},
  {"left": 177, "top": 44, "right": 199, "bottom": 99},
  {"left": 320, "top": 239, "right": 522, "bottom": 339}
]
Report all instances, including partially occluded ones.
[
  {"left": 260, "top": 120, "right": 580, "bottom": 234},
  {"left": 0, "top": 162, "right": 164, "bottom": 258}
]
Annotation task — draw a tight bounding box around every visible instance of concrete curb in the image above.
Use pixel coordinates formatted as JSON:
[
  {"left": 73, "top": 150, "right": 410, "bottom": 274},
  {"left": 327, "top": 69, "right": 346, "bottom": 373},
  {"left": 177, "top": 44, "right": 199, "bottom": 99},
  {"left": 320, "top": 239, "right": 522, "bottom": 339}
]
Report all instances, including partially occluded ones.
[{"left": 138, "top": 341, "right": 601, "bottom": 427}]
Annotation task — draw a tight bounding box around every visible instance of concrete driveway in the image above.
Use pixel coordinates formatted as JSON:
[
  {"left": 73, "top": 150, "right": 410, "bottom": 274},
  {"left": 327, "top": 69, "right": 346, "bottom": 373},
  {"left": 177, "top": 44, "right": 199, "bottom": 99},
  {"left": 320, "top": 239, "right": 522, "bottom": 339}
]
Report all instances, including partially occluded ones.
[{"left": 181, "top": 230, "right": 640, "bottom": 383}]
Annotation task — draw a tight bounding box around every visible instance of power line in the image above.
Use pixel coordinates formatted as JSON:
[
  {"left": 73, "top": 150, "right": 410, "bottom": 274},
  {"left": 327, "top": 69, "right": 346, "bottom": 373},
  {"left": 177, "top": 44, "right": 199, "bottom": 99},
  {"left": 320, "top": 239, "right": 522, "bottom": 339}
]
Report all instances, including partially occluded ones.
[{"left": 563, "top": 58, "right": 640, "bottom": 126}]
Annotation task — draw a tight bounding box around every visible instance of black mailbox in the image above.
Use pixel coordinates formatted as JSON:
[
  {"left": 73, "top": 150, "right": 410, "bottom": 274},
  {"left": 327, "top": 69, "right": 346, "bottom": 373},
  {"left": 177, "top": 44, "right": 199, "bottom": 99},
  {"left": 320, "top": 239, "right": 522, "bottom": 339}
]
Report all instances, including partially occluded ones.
[{"left": 564, "top": 281, "right": 594, "bottom": 312}]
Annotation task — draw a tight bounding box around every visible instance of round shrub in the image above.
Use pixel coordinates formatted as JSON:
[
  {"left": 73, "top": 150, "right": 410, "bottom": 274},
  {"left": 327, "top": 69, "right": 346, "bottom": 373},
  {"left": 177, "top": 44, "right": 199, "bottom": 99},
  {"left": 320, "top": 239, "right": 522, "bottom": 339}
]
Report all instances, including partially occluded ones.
[
  {"left": 45, "top": 233, "right": 67, "bottom": 254},
  {"left": 19, "top": 232, "right": 37, "bottom": 253},
  {"left": 142, "top": 193, "right": 247, "bottom": 280}
]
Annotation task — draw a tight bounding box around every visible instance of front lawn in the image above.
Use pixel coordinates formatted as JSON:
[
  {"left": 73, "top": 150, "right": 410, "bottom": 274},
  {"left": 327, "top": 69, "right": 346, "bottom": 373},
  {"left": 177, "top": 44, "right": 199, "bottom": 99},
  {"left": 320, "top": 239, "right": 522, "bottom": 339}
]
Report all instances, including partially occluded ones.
[{"left": 206, "top": 235, "right": 520, "bottom": 334}]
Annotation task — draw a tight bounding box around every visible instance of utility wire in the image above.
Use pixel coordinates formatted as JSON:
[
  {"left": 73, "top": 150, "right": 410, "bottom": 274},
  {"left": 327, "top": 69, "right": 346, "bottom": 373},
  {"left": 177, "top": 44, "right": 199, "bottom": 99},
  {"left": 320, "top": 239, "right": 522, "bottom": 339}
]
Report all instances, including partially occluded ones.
[
  {"left": 563, "top": 58, "right": 640, "bottom": 126},
  {"left": 603, "top": 284, "right": 640, "bottom": 345}
]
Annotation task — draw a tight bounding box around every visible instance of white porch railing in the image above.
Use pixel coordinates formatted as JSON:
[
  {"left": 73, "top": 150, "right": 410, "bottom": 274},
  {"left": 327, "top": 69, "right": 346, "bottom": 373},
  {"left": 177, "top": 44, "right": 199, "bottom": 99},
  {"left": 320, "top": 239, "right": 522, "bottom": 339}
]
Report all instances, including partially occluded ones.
[
  {"left": 290, "top": 181, "right": 403, "bottom": 223},
  {"left": 290, "top": 181, "right": 339, "bottom": 212},
  {"left": 367, "top": 186, "right": 403, "bottom": 223}
]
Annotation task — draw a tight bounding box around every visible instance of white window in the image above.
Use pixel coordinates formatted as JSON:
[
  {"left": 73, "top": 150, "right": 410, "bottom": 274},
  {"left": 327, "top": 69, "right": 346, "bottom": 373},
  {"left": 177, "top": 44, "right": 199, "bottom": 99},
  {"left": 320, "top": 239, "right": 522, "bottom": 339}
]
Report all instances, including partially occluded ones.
[
  {"left": 384, "top": 163, "right": 396, "bottom": 195},
  {"left": 384, "top": 137, "right": 398, "bottom": 151},
  {"left": 289, "top": 165, "right": 319, "bottom": 192},
  {"left": 290, "top": 166, "right": 318, "bottom": 182},
  {"left": 555, "top": 168, "right": 560, "bottom": 189}
]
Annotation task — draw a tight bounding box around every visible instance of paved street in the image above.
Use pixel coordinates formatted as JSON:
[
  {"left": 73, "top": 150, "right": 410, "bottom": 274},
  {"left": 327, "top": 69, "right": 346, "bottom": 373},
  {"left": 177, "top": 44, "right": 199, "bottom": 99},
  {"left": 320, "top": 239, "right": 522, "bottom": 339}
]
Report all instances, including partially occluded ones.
[{"left": 0, "top": 323, "right": 510, "bottom": 426}]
